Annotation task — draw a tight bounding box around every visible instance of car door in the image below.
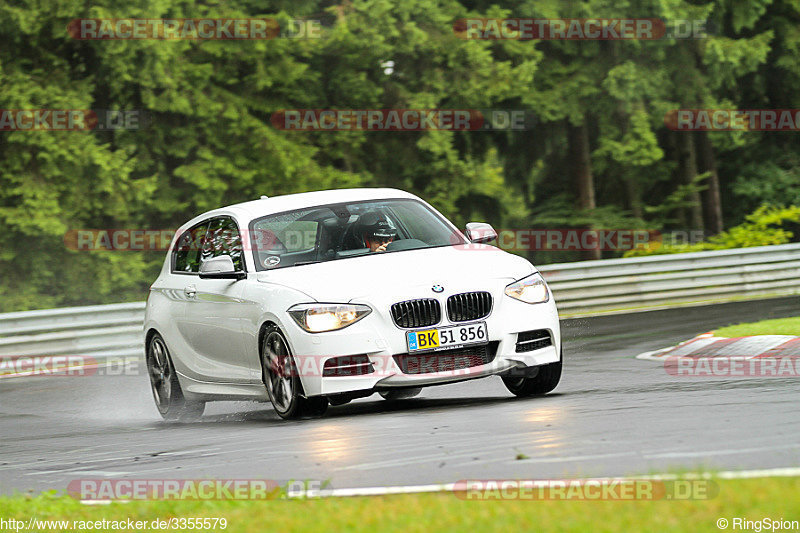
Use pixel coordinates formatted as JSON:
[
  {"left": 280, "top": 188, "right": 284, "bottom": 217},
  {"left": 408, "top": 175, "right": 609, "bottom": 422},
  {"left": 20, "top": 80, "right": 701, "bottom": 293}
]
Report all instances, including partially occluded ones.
[
  {"left": 165, "top": 219, "right": 210, "bottom": 380},
  {"left": 181, "top": 216, "right": 251, "bottom": 382}
]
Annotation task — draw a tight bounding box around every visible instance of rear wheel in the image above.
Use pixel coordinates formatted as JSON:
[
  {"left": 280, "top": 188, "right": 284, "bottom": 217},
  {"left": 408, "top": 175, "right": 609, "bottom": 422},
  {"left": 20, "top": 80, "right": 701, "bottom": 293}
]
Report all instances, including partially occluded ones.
[
  {"left": 146, "top": 333, "right": 205, "bottom": 421},
  {"left": 261, "top": 325, "right": 328, "bottom": 420},
  {"left": 502, "top": 360, "right": 562, "bottom": 397}
]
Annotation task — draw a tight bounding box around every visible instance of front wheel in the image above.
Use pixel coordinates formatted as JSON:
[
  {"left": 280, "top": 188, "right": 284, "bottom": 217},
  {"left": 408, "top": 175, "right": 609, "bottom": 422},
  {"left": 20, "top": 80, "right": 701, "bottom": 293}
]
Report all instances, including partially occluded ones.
[
  {"left": 146, "top": 333, "right": 205, "bottom": 421},
  {"left": 261, "top": 325, "right": 328, "bottom": 420},
  {"left": 502, "top": 360, "right": 562, "bottom": 397}
]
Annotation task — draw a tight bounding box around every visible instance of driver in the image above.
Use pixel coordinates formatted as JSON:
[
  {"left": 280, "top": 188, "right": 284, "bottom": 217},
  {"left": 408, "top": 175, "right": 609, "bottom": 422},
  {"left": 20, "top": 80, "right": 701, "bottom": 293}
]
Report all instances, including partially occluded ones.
[{"left": 358, "top": 211, "right": 397, "bottom": 252}]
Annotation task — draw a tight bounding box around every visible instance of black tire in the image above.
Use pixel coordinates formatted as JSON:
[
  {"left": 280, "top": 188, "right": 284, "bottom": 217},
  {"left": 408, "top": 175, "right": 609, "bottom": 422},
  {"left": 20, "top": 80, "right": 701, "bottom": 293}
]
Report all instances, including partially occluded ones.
[
  {"left": 379, "top": 388, "right": 422, "bottom": 401},
  {"left": 146, "top": 333, "right": 205, "bottom": 421},
  {"left": 502, "top": 360, "right": 562, "bottom": 397},
  {"left": 261, "top": 325, "right": 328, "bottom": 420}
]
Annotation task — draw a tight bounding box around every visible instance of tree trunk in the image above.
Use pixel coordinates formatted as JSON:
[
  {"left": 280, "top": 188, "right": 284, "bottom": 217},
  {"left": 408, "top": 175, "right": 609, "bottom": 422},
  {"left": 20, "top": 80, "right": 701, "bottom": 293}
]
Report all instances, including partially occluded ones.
[
  {"left": 617, "top": 110, "right": 643, "bottom": 219},
  {"left": 696, "top": 131, "right": 723, "bottom": 235},
  {"left": 567, "top": 119, "right": 601, "bottom": 260},
  {"left": 677, "top": 131, "right": 704, "bottom": 232},
  {"left": 568, "top": 120, "right": 595, "bottom": 212},
  {"left": 626, "top": 179, "right": 643, "bottom": 219}
]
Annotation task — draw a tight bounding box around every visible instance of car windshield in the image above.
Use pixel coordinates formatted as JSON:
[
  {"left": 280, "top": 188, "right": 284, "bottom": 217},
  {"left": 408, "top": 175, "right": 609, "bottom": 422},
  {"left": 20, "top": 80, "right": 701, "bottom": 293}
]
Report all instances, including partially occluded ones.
[{"left": 249, "top": 198, "right": 465, "bottom": 270}]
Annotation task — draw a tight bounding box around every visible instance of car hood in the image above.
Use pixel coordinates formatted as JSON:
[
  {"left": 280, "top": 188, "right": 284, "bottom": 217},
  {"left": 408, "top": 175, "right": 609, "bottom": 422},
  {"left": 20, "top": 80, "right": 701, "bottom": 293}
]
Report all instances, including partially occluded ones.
[{"left": 255, "top": 244, "right": 535, "bottom": 302}]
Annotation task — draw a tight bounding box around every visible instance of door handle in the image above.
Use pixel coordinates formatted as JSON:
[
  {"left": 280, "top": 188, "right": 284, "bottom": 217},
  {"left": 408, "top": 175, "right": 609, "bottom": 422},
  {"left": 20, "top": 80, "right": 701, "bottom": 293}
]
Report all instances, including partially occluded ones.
[{"left": 184, "top": 285, "right": 197, "bottom": 298}]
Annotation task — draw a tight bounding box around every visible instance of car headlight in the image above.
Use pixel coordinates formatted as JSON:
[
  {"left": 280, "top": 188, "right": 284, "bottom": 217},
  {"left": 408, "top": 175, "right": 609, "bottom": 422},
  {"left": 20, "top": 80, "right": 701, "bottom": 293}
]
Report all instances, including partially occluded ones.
[
  {"left": 287, "top": 303, "right": 372, "bottom": 333},
  {"left": 505, "top": 273, "right": 550, "bottom": 304}
]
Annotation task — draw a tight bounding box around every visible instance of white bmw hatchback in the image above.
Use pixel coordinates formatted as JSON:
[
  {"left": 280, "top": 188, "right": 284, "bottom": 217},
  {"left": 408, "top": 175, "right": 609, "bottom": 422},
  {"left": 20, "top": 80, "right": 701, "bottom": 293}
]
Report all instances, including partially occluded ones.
[{"left": 144, "top": 188, "right": 561, "bottom": 420}]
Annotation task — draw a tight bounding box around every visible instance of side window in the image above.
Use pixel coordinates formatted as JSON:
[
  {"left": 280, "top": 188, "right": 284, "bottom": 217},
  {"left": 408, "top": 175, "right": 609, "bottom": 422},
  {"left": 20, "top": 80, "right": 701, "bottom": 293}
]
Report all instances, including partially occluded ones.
[
  {"left": 172, "top": 221, "right": 210, "bottom": 273},
  {"left": 202, "top": 217, "right": 245, "bottom": 271}
]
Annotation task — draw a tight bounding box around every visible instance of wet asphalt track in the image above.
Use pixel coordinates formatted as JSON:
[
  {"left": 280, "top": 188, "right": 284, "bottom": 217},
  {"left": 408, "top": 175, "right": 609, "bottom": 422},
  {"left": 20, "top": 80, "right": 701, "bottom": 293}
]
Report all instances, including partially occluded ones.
[{"left": 2, "top": 297, "right": 800, "bottom": 495}]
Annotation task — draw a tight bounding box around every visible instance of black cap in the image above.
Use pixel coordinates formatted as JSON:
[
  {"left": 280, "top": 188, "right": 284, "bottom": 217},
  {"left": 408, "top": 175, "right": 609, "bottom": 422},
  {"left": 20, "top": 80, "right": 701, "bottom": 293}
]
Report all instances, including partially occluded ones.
[{"left": 359, "top": 211, "right": 397, "bottom": 240}]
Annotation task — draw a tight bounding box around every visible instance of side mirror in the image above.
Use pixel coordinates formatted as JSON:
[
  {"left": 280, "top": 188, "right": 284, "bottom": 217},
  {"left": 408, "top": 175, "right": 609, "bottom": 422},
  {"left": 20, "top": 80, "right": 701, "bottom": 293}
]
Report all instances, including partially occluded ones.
[
  {"left": 465, "top": 222, "right": 497, "bottom": 244},
  {"left": 199, "top": 255, "right": 246, "bottom": 280}
]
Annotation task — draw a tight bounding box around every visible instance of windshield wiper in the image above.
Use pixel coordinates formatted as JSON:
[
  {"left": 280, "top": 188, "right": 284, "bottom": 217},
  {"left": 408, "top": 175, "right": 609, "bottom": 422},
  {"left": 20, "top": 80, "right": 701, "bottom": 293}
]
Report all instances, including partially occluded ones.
[{"left": 293, "top": 260, "right": 323, "bottom": 266}]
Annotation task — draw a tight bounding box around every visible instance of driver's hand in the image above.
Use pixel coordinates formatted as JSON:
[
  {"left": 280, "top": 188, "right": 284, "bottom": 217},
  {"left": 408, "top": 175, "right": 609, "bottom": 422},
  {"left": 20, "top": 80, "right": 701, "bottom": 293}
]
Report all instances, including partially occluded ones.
[{"left": 375, "top": 243, "right": 388, "bottom": 253}]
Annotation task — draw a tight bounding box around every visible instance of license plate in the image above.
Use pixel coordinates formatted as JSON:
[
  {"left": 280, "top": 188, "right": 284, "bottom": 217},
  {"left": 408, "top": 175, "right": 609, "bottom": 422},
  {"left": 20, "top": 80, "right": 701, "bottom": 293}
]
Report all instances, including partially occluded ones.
[{"left": 406, "top": 322, "right": 488, "bottom": 353}]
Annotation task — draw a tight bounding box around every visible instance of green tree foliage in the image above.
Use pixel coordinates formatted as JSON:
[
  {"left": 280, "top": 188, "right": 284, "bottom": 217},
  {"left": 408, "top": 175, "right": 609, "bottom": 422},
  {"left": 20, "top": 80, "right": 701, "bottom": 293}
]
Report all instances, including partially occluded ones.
[{"left": 625, "top": 204, "right": 800, "bottom": 256}]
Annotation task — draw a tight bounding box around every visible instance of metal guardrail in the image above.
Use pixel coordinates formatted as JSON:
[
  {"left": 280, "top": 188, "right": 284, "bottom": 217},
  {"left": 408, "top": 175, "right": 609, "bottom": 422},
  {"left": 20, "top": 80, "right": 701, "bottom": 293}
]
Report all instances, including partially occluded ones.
[
  {"left": 1, "top": 243, "right": 798, "bottom": 359},
  {"left": 539, "top": 242, "right": 800, "bottom": 316},
  {"left": 0, "top": 302, "right": 146, "bottom": 360}
]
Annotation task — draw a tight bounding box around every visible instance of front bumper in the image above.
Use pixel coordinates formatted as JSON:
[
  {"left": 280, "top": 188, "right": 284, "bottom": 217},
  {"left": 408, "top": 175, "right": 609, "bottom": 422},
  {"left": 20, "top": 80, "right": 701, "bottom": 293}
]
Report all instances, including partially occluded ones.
[{"left": 282, "top": 289, "right": 561, "bottom": 397}]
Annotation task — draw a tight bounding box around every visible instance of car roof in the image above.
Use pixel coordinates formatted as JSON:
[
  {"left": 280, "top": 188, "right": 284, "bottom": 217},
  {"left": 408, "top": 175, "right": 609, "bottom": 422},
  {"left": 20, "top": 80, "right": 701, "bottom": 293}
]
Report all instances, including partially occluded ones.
[{"left": 183, "top": 187, "right": 420, "bottom": 228}]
